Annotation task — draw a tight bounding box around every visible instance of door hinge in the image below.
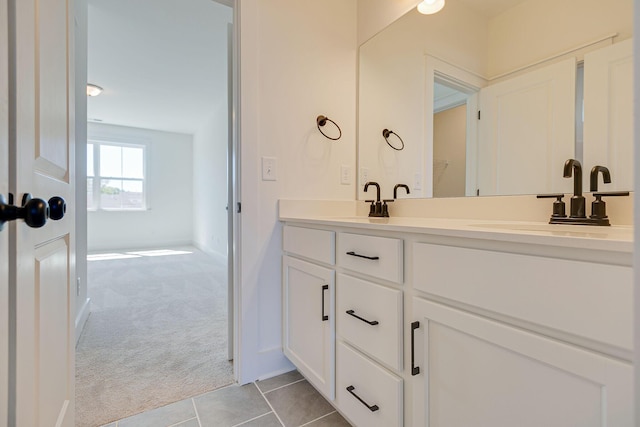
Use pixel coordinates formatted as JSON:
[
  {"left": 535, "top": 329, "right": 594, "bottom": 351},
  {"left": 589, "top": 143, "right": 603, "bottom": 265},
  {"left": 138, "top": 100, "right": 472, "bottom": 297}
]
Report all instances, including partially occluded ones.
[
  {"left": 237, "top": 202, "right": 241, "bottom": 213},
  {"left": 477, "top": 110, "right": 481, "bottom": 120}
]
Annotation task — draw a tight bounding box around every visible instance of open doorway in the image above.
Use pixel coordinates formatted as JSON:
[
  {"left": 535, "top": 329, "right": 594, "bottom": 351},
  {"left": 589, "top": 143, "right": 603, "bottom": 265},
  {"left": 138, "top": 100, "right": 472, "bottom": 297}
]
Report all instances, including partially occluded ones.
[{"left": 75, "top": 1, "right": 235, "bottom": 425}]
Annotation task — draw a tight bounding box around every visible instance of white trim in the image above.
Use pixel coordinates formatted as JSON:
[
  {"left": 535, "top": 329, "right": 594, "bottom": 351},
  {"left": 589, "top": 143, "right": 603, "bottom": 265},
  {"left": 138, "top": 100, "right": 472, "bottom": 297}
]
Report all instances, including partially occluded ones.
[
  {"left": 633, "top": 0, "right": 640, "bottom": 423},
  {"left": 425, "top": 55, "right": 486, "bottom": 199},
  {"left": 75, "top": 297, "right": 91, "bottom": 345}
]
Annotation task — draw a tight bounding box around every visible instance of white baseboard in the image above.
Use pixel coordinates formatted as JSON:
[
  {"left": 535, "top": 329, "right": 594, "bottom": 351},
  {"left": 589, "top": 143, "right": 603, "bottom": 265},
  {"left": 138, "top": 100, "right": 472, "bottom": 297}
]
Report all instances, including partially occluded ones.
[
  {"left": 256, "top": 362, "right": 297, "bottom": 382},
  {"left": 75, "top": 297, "right": 91, "bottom": 345}
]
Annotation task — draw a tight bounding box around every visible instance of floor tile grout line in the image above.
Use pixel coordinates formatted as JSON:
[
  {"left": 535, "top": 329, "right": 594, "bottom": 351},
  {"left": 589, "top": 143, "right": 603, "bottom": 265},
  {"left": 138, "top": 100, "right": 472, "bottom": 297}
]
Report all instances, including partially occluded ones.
[
  {"left": 254, "top": 382, "right": 286, "bottom": 426},
  {"left": 298, "top": 410, "right": 338, "bottom": 427},
  {"left": 192, "top": 398, "right": 203, "bottom": 427},
  {"left": 230, "top": 411, "right": 276, "bottom": 427},
  {"left": 261, "top": 378, "right": 307, "bottom": 395},
  {"left": 168, "top": 417, "right": 199, "bottom": 427}
]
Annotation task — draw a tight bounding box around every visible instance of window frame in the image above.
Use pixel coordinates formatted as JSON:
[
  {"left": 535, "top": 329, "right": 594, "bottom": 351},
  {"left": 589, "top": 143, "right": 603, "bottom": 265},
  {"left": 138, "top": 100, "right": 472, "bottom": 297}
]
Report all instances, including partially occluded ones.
[{"left": 87, "top": 139, "right": 148, "bottom": 211}]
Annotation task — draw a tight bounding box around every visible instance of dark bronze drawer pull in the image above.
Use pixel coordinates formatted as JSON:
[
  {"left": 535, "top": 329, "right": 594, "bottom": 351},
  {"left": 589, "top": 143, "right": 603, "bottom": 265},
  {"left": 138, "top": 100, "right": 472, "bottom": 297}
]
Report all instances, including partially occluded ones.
[
  {"left": 346, "top": 309, "right": 379, "bottom": 325},
  {"left": 346, "top": 251, "right": 379, "bottom": 260},
  {"left": 411, "top": 321, "right": 420, "bottom": 376},
  {"left": 321, "top": 285, "right": 329, "bottom": 321},
  {"left": 346, "top": 385, "right": 379, "bottom": 412}
]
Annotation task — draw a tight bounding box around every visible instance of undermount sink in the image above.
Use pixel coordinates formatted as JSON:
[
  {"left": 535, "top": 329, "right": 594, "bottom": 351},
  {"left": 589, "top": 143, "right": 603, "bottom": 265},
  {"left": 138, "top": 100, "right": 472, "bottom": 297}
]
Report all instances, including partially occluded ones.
[{"left": 468, "top": 222, "right": 633, "bottom": 239}]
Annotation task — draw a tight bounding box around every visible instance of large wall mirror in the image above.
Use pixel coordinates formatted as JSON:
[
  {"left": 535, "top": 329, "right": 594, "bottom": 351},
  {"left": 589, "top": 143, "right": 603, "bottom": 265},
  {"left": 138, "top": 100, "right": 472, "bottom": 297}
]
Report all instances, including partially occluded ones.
[{"left": 358, "top": 0, "right": 633, "bottom": 200}]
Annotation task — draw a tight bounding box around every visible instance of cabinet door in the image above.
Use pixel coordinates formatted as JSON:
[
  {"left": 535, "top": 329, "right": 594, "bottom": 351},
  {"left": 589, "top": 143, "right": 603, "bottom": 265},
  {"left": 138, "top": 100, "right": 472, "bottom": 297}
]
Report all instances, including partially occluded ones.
[
  {"left": 411, "top": 298, "right": 632, "bottom": 427},
  {"left": 283, "top": 256, "right": 335, "bottom": 399}
]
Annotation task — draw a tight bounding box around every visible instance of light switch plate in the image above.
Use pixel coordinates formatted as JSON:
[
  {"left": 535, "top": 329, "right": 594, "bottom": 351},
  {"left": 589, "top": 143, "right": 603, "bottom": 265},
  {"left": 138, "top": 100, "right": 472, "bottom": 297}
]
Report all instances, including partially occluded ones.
[
  {"left": 341, "top": 165, "right": 352, "bottom": 185},
  {"left": 360, "top": 167, "right": 369, "bottom": 187},
  {"left": 262, "top": 157, "right": 277, "bottom": 181},
  {"left": 414, "top": 173, "right": 422, "bottom": 190}
]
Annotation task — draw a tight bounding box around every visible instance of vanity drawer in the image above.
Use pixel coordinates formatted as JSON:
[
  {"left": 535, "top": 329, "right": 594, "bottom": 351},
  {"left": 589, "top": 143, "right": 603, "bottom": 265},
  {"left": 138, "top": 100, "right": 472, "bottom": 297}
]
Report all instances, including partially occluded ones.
[
  {"left": 336, "top": 341, "right": 403, "bottom": 427},
  {"left": 283, "top": 226, "right": 335, "bottom": 265},
  {"left": 412, "top": 242, "right": 633, "bottom": 351},
  {"left": 337, "top": 233, "right": 403, "bottom": 283},
  {"left": 337, "top": 274, "right": 403, "bottom": 371}
]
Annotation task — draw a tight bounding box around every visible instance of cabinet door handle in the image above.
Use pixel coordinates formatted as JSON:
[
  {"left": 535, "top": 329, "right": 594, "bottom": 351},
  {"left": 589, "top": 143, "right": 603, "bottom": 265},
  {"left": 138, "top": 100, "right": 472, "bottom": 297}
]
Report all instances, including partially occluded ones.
[
  {"left": 321, "top": 284, "right": 329, "bottom": 321},
  {"left": 346, "top": 385, "right": 379, "bottom": 412},
  {"left": 346, "top": 251, "right": 379, "bottom": 260},
  {"left": 411, "top": 321, "right": 420, "bottom": 376},
  {"left": 346, "top": 309, "right": 379, "bottom": 325}
]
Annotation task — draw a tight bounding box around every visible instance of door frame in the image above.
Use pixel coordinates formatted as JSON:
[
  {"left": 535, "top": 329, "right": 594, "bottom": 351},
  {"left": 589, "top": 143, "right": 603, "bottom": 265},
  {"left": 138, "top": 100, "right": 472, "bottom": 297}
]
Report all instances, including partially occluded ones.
[{"left": 75, "top": 0, "right": 241, "bottom": 381}]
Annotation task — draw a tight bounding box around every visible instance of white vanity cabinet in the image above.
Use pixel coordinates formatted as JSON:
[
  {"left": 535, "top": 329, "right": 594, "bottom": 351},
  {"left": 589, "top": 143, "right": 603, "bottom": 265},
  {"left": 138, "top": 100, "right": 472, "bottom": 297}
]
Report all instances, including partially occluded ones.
[
  {"left": 410, "top": 242, "right": 633, "bottom": 427},
  {"left": 280, "top": 216, "right": 633, "bottom": 427},
  {"left": 282, "top": 226, "right": 336, "bottom": 399}
]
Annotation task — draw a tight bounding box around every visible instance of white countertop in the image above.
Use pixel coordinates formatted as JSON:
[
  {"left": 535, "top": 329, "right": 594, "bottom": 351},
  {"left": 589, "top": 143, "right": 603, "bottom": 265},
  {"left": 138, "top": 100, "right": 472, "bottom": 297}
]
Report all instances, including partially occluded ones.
[{"left": 279, "top": 214, "right": 633, "bottom": 254}]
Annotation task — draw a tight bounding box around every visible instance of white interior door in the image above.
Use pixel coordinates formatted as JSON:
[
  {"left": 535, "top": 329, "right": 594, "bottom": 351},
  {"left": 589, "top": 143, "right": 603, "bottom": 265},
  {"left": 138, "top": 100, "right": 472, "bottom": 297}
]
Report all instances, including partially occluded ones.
[
  {"left": 10, "top": 0, "right": 76, "bottom": 425},
  {"left": 583, "top": 39, "right": 633, "bottom": 191},
  {"left": 0, "top": 0, "right": 9, "bottom": 423},
  {"left": 477, "top": 58, "right": 576, "bottom": 195}
]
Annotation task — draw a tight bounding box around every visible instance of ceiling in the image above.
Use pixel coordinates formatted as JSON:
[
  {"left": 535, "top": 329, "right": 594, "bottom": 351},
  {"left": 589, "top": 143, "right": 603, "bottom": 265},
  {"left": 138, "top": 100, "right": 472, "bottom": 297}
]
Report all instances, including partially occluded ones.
[
  {"left": 456, "top": 0, "right": 529, "bottom": 18},
  {"left": 87, "top": 0, "right": 232, "bottom": 135}
]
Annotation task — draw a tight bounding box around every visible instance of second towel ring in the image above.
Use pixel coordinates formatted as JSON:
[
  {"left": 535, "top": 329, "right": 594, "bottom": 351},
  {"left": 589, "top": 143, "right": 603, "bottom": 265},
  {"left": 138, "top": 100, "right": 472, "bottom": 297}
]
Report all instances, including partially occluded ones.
[
  {"left": 383, "top": 129, "right": 404, "bottom": 151},
  {"left": 317, "top": 115, "right": 342, "bottom": 141}
]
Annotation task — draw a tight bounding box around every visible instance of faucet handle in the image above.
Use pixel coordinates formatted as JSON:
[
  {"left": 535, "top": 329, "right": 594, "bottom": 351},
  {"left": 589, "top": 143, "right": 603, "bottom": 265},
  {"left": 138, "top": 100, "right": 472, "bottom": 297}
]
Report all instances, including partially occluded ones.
[
  {"left": 593, "top": 191, "right": 630, "bottom": 197},
  {"left": 536, "top": 194, "right": 566, "bottom": 218},
  {"left": 381, "top": 199, "right": 394, "bottom": 217},
  {"left": 364, "top": 199, "right": 376, "bottom": 216},
  {"left": 589, "top": 191, "right": 629, "bottom": 224}
]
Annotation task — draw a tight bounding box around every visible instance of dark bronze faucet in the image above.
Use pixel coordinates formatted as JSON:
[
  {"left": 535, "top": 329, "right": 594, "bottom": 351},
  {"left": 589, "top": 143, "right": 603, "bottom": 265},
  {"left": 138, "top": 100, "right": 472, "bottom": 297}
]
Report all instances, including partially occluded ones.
[
  {"left": 364, "top": 182, "right": 392, "bottom": 217},
  {"left": 590, "top": 166, "right": 611, "bottom": 192},
  {"left": 563, "top": 159, "right": 585, "bottom": 218},
  {"left": 393, "top": 184, "right": 410, "bottom": 199},
  {"left": 538, "top": 161, "right": 628, "bottom": 226}
]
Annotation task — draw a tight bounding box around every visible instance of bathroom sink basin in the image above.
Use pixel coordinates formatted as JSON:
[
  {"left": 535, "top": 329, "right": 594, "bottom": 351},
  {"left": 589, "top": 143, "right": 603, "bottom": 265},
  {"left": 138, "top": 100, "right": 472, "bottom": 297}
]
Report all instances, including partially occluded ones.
[
  {"left": 324, "top": 216, "right": 390, "bottom": 224},
  {"left": 468, "top": 222, "right": 632, "bottom": 239}
]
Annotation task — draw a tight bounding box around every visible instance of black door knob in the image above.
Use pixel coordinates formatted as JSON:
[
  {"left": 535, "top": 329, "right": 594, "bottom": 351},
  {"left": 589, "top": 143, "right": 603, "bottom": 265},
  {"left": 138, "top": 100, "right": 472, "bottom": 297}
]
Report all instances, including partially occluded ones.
[
  {"left": 48, "top": 196, "right": 66, "bottom": 220},
  {"left": 0, "top": 193, "right": 50, "bottom": 230}
]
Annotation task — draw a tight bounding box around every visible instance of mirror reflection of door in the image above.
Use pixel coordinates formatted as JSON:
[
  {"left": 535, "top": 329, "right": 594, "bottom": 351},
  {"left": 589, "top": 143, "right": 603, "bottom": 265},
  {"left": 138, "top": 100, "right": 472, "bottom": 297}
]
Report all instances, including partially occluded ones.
[
  {"left": 431, "top": 74, "right": 479, "bottom": 198},
  {"left": 433, "top": 82, "right": 468, "bottom": 198}
]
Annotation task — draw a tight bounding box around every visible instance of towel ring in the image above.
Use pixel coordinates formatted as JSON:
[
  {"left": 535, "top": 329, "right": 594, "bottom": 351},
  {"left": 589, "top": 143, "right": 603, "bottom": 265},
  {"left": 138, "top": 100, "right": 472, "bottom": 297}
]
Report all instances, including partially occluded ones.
[
  {"left": 383, "top": 129, "right": 404, "bottom": 151},
  {"left": 317, "top": 115, "right": 342, "bottom": 141}
]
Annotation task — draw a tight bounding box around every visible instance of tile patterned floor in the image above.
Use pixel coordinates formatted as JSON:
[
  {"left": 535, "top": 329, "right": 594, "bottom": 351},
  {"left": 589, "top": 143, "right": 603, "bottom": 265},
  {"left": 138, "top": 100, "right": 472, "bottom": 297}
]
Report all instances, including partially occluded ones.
[{"left": 100, "top": 371, "right": 352, "bottom": 427}]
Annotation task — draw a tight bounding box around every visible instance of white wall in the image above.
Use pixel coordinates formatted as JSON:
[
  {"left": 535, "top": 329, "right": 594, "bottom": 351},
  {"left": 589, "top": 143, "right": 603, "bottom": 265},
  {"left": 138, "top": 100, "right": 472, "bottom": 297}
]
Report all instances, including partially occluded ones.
[
  {"left": 487, "top": 0, "right": 633, "bottom": 77},
  {"left": 87, "top": 123, "right": 194, "bottom": 252},
  {"left": 357, "top": 0, "right": 421, "bottom": 45},
  {"left": 193, "top": 109, "right": 228, "bottom": 259},
  {"left": 237, "top": 0, "right": 357, "bottom": 383}
]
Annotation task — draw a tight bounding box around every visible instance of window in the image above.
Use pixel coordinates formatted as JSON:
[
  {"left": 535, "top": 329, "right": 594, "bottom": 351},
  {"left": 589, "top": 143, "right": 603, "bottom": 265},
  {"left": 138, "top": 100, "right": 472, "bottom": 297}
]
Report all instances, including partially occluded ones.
[{"left": 87, "top": 141, "right": 146, "bottom": 210}]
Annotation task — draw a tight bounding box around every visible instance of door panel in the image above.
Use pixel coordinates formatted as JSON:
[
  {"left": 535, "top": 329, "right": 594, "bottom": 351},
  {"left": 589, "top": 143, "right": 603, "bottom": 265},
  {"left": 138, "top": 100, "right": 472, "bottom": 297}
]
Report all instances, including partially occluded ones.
[
  {"left": 283, "top": 256, "right": 335, "bottom": 400},
  {"left": 478, "top": 58, "right": 576, "bottom": 195},
  {"left": 36, "top": 239, "right": 72, "bottom": 426},
  {"left": 411, "top": 298, "right": 632, "bottom": 426},
  {"left": 583, "top": 39, "right": 633, "bottom": 191},
  {"left": 12, "top": 0, "right": 75, "bottom": 425}
]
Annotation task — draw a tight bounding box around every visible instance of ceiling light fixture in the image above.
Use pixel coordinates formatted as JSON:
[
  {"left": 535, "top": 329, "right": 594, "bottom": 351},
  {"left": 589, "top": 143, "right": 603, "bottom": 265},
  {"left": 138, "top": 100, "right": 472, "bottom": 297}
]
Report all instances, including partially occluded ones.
[
  {"left": 417, "top": 0, "right": 445, "bottom": 15},
  {"left": 86, "top": 84, "right": 103, "bottom": 97}
]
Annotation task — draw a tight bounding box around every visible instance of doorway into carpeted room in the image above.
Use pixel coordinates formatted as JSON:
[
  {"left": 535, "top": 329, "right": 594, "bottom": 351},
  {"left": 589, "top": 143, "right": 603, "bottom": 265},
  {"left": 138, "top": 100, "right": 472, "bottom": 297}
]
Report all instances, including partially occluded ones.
[{"left": 75, "top": 248, "right": 233, "bottom": 427}]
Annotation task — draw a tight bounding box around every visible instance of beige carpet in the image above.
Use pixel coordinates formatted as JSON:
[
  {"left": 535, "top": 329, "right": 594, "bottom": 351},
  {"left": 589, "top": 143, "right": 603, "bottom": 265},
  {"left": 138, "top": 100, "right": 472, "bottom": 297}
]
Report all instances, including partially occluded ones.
[{"left": 75, "top": 247, "right": 234, "bottom": 427}]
